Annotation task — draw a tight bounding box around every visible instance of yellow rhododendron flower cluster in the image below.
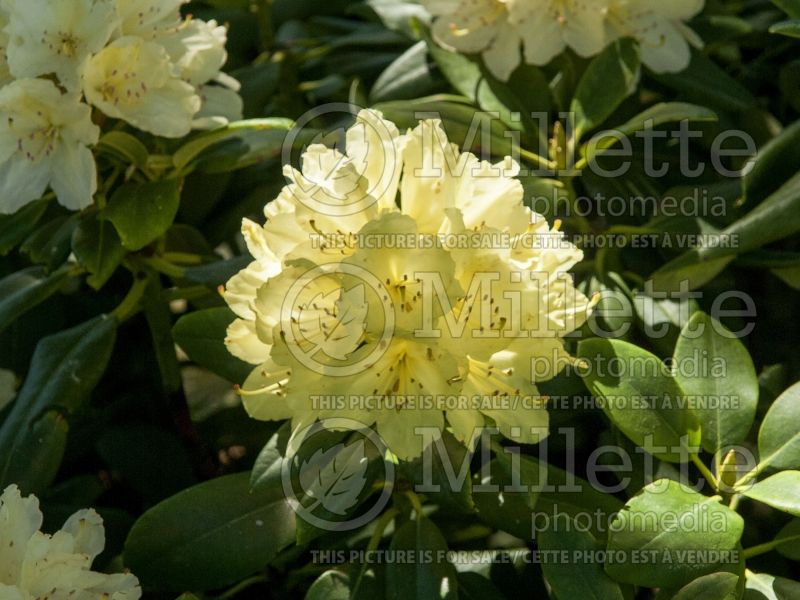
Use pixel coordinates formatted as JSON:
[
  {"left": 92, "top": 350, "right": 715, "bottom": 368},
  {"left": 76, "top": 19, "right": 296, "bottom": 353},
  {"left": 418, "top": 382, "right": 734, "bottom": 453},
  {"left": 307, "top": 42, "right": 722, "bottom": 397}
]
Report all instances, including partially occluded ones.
[
  {"left": 0, "top": 485, "right": 141, "bottom": 599},
  {"left": 223, "top": 109, "right": 593, "bottom": 460},
  {"left": 0, "top": 0, "right": 242, "bottom": 214},
  {"left": 423, "top": 0, "right": 704, "bottom": 81}
]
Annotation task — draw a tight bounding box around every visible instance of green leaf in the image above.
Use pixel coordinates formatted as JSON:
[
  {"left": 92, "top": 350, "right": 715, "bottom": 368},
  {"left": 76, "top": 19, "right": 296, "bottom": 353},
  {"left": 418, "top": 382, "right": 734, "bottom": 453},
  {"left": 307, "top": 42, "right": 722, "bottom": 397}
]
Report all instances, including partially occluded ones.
[
  {"left": 758, "top": 381, "right": 800, "bottom": 472},
  {"left": 103, "top": 179, "right": 181, "bottom": 251},
  {"left": 605, "top": 479, "right": 744, "bottom": 588},
  {"left": 0, "top": 315, "right": 117, "bottom": 493},
  {"left": 373, "top": 96, "right": 515, "bottom": 158},
  {"left": 740, "top": 471, "right": 800, "bottom": 516},
  {"left": 172, "top": 307, "right": 252, "bottom": 383},
  {"left": 124, "top": 472, "right": 296, "bottom": 591},
  {"left": 577, "top": 338, "right": 700, "bottom": 462},
  {"left": 0, "top": 199, "right": 48, "bottom": 255},
  {"left": 371, "top": 41, "right": 439, "bottom": 103},
  {"left": 774, "top": 17, "right": 800, "bottom": 36},
  {"left": 651, "top": 51, "right": 756, "bottom": 113},
  {"left": 183, "top": 255, "right": 251, "bottom": 287},
  {"left": 772, "top": 0, "right": 800, "bottom": 18},
  {"left": 743, "top": 119, "right": 800, "bottom": 205},
  {"left": 571, "top": 38, "right": 641, "bottom": 139},
  {"left": 652, "top": 170, "right": 800, "bottom": 292},
  {"left": 20, "top": 215, "right": 78, "bottom": 270},
  {"left": 775, "top": 519, "right": 800, "bottom": 560},
  {"left": 306, "top": 570, "right": 352, "bottom": 600},
  {"left": 744, "top": 571, "right": 800, "bottom": 600},
  {"left": 71, "top": 215, "right": 126, "bottom": 289},
  {"left": 95, "top": 131, "right": 149, "bottom": 169},
  {"left": 0, "top": 267, "right": 70, "bottom": 334},
  {"left": 673, "top": 312, "right": 758, "bottom": 454},
  {"left": 539, "top": 525, "right": 625, "bottom": 600},
  {"left": 582, "top": 103, "right": 717, "bottom": 161},
  {"left": 671, "top": 572, "right": 740, "bottom": 600},
  {"left": 386, "top": 517, "right": 458, "bottom": 600},
  {"left": 173, "top": 118, "right": 294, "bottom": 175},
  {"left": 473, "top": 453, "right": 623, "bottom": 541}
]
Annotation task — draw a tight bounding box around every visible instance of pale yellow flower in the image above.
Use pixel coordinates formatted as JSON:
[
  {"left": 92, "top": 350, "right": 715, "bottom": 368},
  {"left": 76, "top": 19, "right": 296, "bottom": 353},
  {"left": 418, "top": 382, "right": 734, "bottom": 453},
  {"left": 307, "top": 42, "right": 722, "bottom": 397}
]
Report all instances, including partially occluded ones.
[
  {"left": 82, "top": 36, "right": 201, "bottom": 138},
  {"left": 114, "top": 0, "right": 185, "bottom": 39},
  {"left": 157, "top": 17, "right": 228, "bottom": 86},
  {"left": 0, "top": 79, "right": 100, "bottom": 214},
  {"left": 225, "top": 110, "right": 591, "bottom": 459},
  {"left": 606, "top": 0, "right": 704, "bottom": 73},
  {"left": 425, "top": 0, "right": 611, "bottom": 80},
  {"left": 0, "top": 485, "right": 141, "bottom": 600},
  {"left": 1, "top": 0, "right": 118, "bottom": 91}
]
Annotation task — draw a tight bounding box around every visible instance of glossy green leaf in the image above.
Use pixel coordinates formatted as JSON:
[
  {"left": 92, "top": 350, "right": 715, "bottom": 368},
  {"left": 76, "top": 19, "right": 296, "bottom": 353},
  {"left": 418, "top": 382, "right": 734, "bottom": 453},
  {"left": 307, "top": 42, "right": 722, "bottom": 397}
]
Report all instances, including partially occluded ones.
[
  {"left": 124, "top": 472, "right": 296, "bottom": 591},
  {"left": 95, "top": 131, "right": 149, "bottom": 169},
  {"left": 775, "top": 518, "right": 800, "bottom": 560},
  {"left": 758, "top": 381, "right": 800, "bottom": 472},
  {"left": 103, "top": 179, "right": 181, "bottom": 251},
  {"left": 744, "top": 571, "right": 800, "bottom": 600},
  {"left": 456, "top": 572, "right": 506, "bottom": 600},
  {"left": 0, "top": 315, "right": 117, "bottom": 493},
  {"left": 371, "top": 41, "right": 439, "bottom": 102},
  {"left": 306, "top": 570, "right": 352, "bottom": 600},
  {"left": 0, "top": 199, "right": 48, "bottom": 255},
  {"left": 386, "top": 517, "right": 458, "bottom": 600},
  {"left": 578, "top": 338, "right": 700, "bottom": 462},
  {"left": 770, "top": 19, "right": 800, "bottom": 37},
  {"left": 0, "top": 266, "right": 70, "bottom": 333},
  {"left": 652, "top": 51, "right": 756, "bottom": 113},
  {"left": 673, "top": 312, "right": 758, "bottom": 454},
  {"left": 605, "top": 479, "right": 744, "bottom": 588},
  {"left": 582, "top": 102, "right": 717, "bottom": 161},
  {"left": 652, "top": 170, "right": 800, "bottom": 291},
  {"left": 743, "top": 119, "right": 800, "bottom": 205},
  {"left": 172, "top": 307, "right": 252, "bottom": 383},
  {"left": 571, "top": 38, "right": 641, "bottom": 139},
  {"left": 539, "top": 526, "right": 625, "bottom": 600},
  {"left": 772, "top": 0, "right": 800, "bottom": 18},
  {"left": 671, "top": 572, "right": 740, "bottom": 600},
  {"left": 740, "top": 471, "right": 800, "bottom": 516},
  {"left": 71, "top": 215, "right": 126, "bottom": 289},
  {"left": 173, "top": 118, "right": 293, "bottom": 175}
]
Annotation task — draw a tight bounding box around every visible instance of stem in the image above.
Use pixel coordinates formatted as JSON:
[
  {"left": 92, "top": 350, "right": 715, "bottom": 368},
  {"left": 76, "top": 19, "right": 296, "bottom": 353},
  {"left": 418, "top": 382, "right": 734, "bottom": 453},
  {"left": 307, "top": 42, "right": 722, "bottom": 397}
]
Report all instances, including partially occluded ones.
[
  {"left": 140, "top": 256, "right": 186, "bottom": 279},
  {"left": 742, "top": 533, "right": 800, "bottom": 559},
  {"left": 691, "top": 454, "right": 718, "bottom": 493},
  {"left": 519, "top": 147, "right": 557, "bottom": 172},
  {"left": 350, "top": 508, "right": 399, "bottom": 598},
  {"left": 111, "top": 274, "right": 150, "bottom": 322},
  {"left": 163, "top": 251, "right": 204, "bottom": 265},
  {"left": 405, "top": 490, "right": 424, "bottom": 519},
  {"left": 729, "top": 493, "right": 741, "bottom": 511},
  {"left": 735, "top": 461, "right": 769, "bottom": 489}
]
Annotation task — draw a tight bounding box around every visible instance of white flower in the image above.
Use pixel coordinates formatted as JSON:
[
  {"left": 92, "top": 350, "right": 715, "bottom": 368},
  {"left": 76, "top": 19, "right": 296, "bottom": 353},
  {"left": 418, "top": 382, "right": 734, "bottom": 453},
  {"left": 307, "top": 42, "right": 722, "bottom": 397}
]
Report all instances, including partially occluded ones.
[
  {"left": 606, "top": 0, "right": 704, "bottom": 73},
  {"left": 224, "top": 110, "right": 592, "bottom": 460},
  {"left": 0, "top": 79, "right": 99, "bottom": 214},
  {"left": 82, "top": 36, "right": 201, "bottom": 138},
  {"left": 192, "top": 85, "right": 244, "bottom": 130},
  {"left": 114, "top": 0, "right": 186, "bottom": 38},
  {"left": 157, "top": 17, "right": 228, "bottom": 86},
  {"left": 510, "top": 0, "right": 610, "bottom": 66},
  {"left": 424, "top": 0, "right": 611, "bottom": 80},
  {"left": 1, "top": 0, "right": 118, "bottom": 91},
  {"left": 0, "top": 485, "right": 141, "bottom": 599}
]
